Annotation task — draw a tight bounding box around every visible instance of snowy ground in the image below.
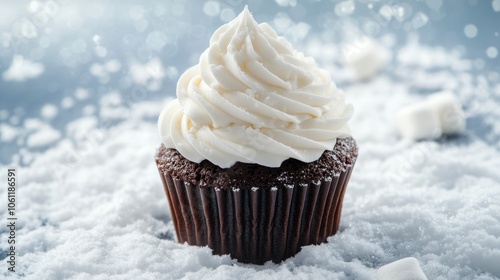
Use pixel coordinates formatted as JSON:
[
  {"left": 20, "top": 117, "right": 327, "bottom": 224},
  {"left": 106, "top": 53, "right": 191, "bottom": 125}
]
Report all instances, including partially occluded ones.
[{"left": 1, "top": 1, "right": 500, "bottom": 280}]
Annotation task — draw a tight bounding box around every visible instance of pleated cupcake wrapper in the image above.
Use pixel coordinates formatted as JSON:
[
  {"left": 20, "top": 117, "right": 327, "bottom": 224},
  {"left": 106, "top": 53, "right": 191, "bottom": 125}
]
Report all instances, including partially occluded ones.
[{"left": 158, "top": 164, "right": 354, "bottom": 264}]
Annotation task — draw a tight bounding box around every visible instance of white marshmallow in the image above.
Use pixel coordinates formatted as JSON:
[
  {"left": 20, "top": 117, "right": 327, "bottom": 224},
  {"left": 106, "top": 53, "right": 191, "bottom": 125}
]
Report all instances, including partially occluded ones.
[
  {"left": 343, "top": 37, "right": 386, "bottom": 80},
  {"left": 397, "top": 101, "right": 441, "bottom": 140},
  {"left": 427, "top": 91, "right": 465, "bottom": 135},
  {"left": 377, "top": 257, "right": 428, "bottom": 280},
  {"left": 397, "top": 92, "right": 465, "bottom": 140}
]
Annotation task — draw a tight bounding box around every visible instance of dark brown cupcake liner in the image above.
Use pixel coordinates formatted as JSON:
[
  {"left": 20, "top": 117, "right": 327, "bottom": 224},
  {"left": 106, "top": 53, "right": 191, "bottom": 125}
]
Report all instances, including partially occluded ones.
[{"left": 158, "top": 163, "right": 355, "bottom": 264}]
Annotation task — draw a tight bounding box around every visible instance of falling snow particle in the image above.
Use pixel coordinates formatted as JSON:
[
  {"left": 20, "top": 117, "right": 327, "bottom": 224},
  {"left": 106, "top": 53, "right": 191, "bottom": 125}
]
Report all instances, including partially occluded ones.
[
  {"left": 493, "top": 0, "right": 500, "bottom": 12},
  {"left": 464, "top": 24, "right": 478, "bottom": 38},
  {"left": 379, "top": 5, "right": 392, "bottom": 21},
  {"left": 203, "top": 1, "right": 220, "bottom": 17},
  {"left": 0, "top": 110, "right": 8, "bottom": 121},
  {"left": 129, "top": 5, "right": 144, "bottom": 20},
  {"left": 335, "top": 0, "right": 355, "bottom": 16},
  {"left": 220, "top": 8, "right": 236, "bottom": 22},
  {"left": 2, "top": 55, "right": 45, "bottom": 82},
  {"left": 26, "top": 126, "right": 61, "bottom": 148},
  {"left": 40, "top": 104, "right": 58, "bottom": 120},
  {"left": 75, "top": 88, "right": 90, "bottom": 100},
  {"left": 0, "top": 124, "right": 18, "bottom": 142},
  {"left": 486, "top": 46, "right": 498, "bottom": 58},
  {"left": 275, "top": 0, "right": 297, "bottom": 7},
  {"left": 92, "top": 35, "right": 101, "bottom": 45},
  {"left": 146, "top": 31, "right": 168, "bottom": 52},
  {"left": 412, "top": 12, "right": 429, "bottom": 30},
  {"left": 61, "top": 97, "right": 75, "bottom": 109},
  {"left": 95, "top": 46, "right": 108, "bottom": 57},
  {"left": 425, "top": 0, "right": 443, "bottom": 11}
]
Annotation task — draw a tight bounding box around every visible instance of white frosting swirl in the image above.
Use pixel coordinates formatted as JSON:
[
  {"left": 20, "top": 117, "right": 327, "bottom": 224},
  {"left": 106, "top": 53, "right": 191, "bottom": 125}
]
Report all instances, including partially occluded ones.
[{"left": 159, "top": 6, "right": 353, "bottom": 168}]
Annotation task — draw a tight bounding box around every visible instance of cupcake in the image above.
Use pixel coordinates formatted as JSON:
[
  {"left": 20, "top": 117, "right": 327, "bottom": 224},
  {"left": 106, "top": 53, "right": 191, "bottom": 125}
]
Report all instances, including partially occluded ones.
[{"left": 156, "top": 6, "right": 358, "bottom": 264}]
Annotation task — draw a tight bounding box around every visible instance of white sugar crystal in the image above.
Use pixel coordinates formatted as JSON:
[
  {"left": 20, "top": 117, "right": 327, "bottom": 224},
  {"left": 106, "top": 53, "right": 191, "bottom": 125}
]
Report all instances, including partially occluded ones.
[
  {"left": 271, "top": 187, "right": 278, "bottom": 191},
  {"left": 251, "top": 187, "right": 258, "bottom": 192},
  {"left": 377, "top": 257, "right": 428, "bottom": 280},
  {"left": 397, "top": 101, "right": 441, "bottom": 140},
  {"left": 427, "top": 92, "right": 465, "bottom": 135}
]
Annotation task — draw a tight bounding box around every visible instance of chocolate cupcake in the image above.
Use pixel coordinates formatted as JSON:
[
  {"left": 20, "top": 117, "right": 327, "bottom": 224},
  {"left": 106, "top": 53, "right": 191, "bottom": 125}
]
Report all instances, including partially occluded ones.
[{"left": 156, "top": 6, "right": 358, "bottom": 264}]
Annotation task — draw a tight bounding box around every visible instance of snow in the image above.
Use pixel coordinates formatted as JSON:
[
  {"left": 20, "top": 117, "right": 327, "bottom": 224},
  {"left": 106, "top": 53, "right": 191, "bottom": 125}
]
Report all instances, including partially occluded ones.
[
  {"left": 377, "top": 257, "right": 428, "bottom": 280},
  {"left": 1, "top": 4, "right": 500, "bottom": 279},
  {"left": 2, "top": 55, "right": 45, "bottom": 82},
  {"left": 1, "top": 35, "right": 499, "bottom": 279}
]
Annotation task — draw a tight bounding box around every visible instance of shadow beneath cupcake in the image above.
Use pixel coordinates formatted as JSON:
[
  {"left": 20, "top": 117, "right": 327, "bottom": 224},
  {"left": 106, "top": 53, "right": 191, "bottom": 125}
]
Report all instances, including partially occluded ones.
[{"left": 153, "top": 215, "right": 176, "bottom": 241}]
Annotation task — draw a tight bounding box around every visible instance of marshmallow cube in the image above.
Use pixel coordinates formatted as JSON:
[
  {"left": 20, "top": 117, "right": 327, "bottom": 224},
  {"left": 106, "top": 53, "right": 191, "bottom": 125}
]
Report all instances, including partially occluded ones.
[
  {"left": 427, "top": 92, "right": 465, "bottom": 135},
  {"left": 377, "top": 257, "right": 428, "bottom": 280},
  {"left": 344, "top": 37, "right": 385, "bottom": 80},
  {"left": 397, "top": 102, "right": 442, "bottom": 140}
]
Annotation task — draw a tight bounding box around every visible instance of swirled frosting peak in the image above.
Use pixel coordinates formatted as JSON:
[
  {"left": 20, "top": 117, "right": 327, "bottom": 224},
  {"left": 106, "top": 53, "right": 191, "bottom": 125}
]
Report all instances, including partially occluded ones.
[{"left": 159, "top": 6, "right": 353, "bottom": 168}]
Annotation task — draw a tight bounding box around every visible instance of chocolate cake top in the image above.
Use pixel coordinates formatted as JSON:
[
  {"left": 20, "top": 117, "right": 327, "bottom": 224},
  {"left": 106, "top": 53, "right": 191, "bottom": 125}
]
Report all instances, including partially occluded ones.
[{"left": 156, "top": 137, "right": 357, "bottom": 189}]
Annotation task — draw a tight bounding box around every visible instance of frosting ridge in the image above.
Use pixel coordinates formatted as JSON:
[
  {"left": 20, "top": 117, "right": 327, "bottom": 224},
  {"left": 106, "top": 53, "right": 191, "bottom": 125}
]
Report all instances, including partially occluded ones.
[{"left": 159, "top": 6, "right": 353, "bottom": 168}]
